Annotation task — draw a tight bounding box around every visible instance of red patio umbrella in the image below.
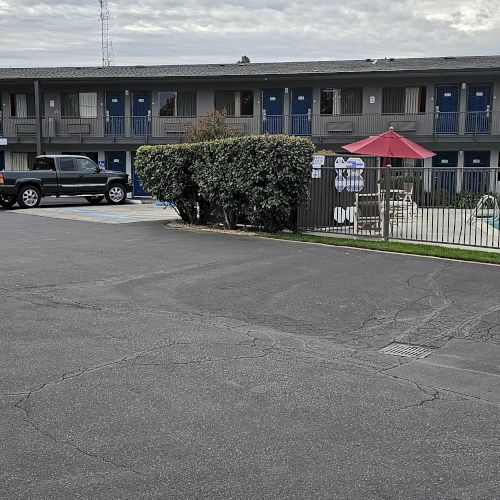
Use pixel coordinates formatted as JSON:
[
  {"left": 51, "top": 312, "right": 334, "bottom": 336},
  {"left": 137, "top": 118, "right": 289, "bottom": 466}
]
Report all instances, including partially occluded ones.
[{"left": 342, "top": 127, "right": 435, "bottom": 163}]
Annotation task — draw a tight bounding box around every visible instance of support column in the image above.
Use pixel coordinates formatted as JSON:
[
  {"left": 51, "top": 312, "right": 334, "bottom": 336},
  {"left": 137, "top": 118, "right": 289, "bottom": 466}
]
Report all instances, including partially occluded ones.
[
  {"left": 490, "top": 150, "right": 499, "bottom": 193},
  {"left": 125, "top": 90, "right": 132, "bottom": 138},
  {"left": 126, "top": 150, "right": 133, "bottom": 198},
  {"left": 456, "top": 150, "right": 464, "bottom": 193},
  {"left": 458, "top": 82, "right": 467, "bottom": 136},
  {"left": 423, "top": 156, "right": 433, "bottom": 192},
  {"left": 34, "top": 80, "right": 43, "bottom": 155}
]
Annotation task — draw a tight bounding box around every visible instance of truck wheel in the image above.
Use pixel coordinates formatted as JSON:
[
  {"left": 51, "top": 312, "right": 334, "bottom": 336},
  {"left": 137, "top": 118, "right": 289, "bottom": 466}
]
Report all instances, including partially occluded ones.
[
  {"left": 85, "top": 196, "right": 104, "bottom": 205},
  {"left": 0, "top": 195, "right": 17, "bottom": 208},
  {"left": 17, "top": 185, "right": 41, "bottom": 209},
  {"left": 105, "top": 183, "right": 126, "bottom": 205}
]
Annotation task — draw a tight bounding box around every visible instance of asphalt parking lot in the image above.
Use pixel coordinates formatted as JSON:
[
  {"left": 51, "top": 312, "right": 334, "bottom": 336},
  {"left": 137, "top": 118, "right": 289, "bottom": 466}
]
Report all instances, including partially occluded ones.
[{"left": 1, "top": 204, "right": 499, "bottom": 499}]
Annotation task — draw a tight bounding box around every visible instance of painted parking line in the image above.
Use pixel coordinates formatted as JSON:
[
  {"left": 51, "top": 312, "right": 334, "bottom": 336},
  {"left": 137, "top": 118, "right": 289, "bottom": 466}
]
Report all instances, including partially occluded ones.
[
  {"left": 56, "top": 208, "right": 147, "bottom": 221},
  {"left": 9, "top": 205, "right": 180, "bottom": 224}
]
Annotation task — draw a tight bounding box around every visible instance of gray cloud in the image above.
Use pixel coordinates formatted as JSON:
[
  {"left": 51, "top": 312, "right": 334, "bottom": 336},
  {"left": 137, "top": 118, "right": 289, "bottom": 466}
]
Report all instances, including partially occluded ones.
[{"left": 0, "top": 0, "right": 499, "bottom": 67}]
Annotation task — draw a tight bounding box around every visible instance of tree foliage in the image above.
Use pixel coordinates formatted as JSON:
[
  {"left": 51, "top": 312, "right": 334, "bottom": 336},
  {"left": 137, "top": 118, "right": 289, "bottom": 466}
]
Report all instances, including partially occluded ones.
[{"left": 186, "top": 110, "right": 237, "bottom": 143}]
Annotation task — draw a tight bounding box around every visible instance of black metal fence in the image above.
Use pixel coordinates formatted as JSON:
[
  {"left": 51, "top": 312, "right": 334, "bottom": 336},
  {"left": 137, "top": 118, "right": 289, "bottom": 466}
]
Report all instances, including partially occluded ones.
[{"left": 297, "top": 155, "right": 500, "bottom": 249}]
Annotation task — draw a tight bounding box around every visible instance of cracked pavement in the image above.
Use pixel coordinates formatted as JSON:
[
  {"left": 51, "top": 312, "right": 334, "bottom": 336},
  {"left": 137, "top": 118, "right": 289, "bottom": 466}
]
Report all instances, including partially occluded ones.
[{"left": 1, "top": 208, "right": 499, "bottom": 499}]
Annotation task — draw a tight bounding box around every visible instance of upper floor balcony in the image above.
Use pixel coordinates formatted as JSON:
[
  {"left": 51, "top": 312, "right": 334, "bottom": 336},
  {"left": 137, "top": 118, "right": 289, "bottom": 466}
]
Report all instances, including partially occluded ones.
[{"left": 1, "top": 111, "right": 499, "bottom": 143}]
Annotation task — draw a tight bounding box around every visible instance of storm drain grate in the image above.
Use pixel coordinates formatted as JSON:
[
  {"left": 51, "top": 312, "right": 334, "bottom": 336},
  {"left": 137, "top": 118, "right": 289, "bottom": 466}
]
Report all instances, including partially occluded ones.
[{"left": 380, "top": 343, "right": 433, "bottom": 359}]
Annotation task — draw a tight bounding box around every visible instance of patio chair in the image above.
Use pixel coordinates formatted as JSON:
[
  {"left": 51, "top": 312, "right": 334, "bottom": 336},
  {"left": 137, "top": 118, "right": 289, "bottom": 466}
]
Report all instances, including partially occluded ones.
[
  {"left": 388, "top": 182, "right": 416, "bottom": 221},
  {"left": 354, "top": 188, "right": 382, "bottom": 234},
  {"left": 402, "top": 183, "right": 414, "bottom": 203}
]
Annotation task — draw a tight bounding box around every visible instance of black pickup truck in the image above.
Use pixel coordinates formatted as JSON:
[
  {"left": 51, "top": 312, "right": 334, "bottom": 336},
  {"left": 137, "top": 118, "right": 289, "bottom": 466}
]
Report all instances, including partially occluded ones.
[{"left": 0, "top": 155, "right": 132, "bottom": 208}]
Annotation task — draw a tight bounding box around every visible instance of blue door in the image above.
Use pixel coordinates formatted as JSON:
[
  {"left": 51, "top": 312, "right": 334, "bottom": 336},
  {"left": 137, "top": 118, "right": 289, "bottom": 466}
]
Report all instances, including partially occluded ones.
[
  {"left": 106, "top": 92, "right": 125, "bottom": 136},
  {"left": 0, "top": 151, "right": 4, "bottom": 171},
  {"left": 105, "top": 151, "right": 126, "bottom": 173},
  {"left": 435, "top": 85, "right": 459, "bottom": 134},
  {"left": 262, "top": 90, "right": 283, "bottom": 134},
  {"left": 433, "top": 152, "right": 457, "bottom": 194},
  {"left": 463, "top": 151, "right": 489, "bottom": 192},
  {"left": 466, "top": 85, "right": 491, "bottom": 134},
  {"left": 290, "top": 88, "right": 312, "bottom": 135},
  {"left": 131, "top": 151, "right": 150, "bottom": 197},
  {"left": 133, "top": 92, "right": 151, "bottom": 136}
]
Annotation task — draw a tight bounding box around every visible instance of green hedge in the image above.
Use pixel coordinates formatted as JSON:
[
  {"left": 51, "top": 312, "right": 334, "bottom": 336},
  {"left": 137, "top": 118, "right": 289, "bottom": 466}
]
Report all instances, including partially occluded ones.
[
  {"left": 135, "top": 135, "right": 314, "bottom": 231},
  {"left": 134, "top": 144, "right": 200, "bottom": 223}
]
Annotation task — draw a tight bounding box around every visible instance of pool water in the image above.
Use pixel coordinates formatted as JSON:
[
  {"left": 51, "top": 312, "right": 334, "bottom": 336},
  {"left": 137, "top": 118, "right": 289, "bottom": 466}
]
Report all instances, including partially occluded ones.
[{"left": 487, "top": 217, "right": 500, "bottom": 230}]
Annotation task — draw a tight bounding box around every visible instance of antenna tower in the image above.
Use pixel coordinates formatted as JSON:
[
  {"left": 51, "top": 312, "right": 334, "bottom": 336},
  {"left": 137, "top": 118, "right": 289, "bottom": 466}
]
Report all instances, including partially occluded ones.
[{"left": 99, "top": 0, "right": 113, "bottom": 66}]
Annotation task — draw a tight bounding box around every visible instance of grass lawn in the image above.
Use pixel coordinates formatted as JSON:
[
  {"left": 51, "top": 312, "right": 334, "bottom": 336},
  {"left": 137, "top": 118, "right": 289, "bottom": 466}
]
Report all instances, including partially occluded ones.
[{"left": 258, "top": 232, "right": 500, "bottom": 265}]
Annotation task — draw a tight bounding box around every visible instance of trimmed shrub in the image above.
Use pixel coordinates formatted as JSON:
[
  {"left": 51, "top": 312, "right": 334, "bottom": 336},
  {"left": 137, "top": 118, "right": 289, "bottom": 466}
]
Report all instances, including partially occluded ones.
[
  {"left": 134, "top": 144, "right": 200, "bottom": 223},
  {"left": 135, "top": 135, "right": 314, "bottom": 231},
  {"left": 194, "top": 139, "right": 249, "bottom": 229}
]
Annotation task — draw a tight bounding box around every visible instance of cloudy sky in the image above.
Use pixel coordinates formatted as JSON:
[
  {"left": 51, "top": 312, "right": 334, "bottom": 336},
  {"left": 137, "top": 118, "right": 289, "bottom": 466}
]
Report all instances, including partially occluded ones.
[{"left": 0, "top": 0, "right": 499, "bottom": 67}]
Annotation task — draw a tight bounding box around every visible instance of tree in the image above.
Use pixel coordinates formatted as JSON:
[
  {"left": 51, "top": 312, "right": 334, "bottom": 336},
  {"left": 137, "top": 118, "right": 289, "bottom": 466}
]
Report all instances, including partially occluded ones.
[
  {"left": 237, "top": 55, "right": 251, "bottom": 64},
  {"left": 186, "top": 110, "right": 237, "bottom": 143}
]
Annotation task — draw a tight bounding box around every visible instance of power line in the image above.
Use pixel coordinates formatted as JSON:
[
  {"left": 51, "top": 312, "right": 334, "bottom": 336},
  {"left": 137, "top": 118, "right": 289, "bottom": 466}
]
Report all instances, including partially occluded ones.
[{"left": 99, "top": 0, "right": 113, "bottom": 66}]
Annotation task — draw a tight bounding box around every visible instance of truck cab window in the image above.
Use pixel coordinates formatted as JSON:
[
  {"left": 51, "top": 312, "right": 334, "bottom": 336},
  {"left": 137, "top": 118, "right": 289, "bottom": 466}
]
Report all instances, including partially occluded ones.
[
  {"left": 75, "top": 158, "right": 98, "bottom": 172},
  {"left": 59, "top": 158, "right": 75, "bottom": 172},
  {"left": 32, "top": 157, "right": 56, "bottom": 171}
]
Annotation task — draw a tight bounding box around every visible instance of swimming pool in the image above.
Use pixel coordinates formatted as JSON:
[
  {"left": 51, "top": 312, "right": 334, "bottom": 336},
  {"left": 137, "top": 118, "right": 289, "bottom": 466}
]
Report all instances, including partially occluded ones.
[{"left": 487, "top": 217, "right": 500, "bottom": 230}]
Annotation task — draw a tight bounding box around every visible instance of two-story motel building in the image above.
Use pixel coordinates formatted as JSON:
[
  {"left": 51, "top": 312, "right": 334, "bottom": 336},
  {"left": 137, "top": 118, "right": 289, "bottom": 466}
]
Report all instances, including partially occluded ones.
[{"left": 1, "top": 55, "right": 500, "bottom": 196}]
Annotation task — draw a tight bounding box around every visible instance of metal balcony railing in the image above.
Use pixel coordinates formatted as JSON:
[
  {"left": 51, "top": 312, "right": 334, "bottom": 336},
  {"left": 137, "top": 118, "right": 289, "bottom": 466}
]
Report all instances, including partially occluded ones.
[{"left": 1, "top": 112, "right": 499, "bottom": 141}]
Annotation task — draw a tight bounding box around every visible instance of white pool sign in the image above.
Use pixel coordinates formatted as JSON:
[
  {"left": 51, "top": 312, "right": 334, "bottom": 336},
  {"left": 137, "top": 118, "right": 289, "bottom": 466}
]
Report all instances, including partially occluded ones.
[
  {"left": 311, "top": 155, "right": 325, "bottom": 178},
  {"left": 345, "top": 157, "right": 365, "bottom": 171},
  {"left": 335, "top": 175, "right": 348, "bottom": 191},
  {"left": 345, "top": 173, "right": 365, "bottom": 192},
  {"left": 334, "top": 157, "right": 346, "bottom": 173},
  {"left": 312, "top": 155, "right": 325, "bottom": 167}
]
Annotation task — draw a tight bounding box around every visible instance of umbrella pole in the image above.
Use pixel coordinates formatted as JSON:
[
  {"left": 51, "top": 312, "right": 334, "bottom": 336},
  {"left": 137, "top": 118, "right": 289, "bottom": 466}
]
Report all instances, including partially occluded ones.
[{"left": 383, "top": 164, "right": 392, "bottom": 240}]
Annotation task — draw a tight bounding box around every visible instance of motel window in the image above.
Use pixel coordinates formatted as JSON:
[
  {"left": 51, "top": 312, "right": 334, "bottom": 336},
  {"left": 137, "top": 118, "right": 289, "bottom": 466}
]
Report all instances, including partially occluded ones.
[
  {"left": 10, "top": 94, "right": 36, "bottom": 117},
  {"left": 320, "top": 88, "right": 362, "bottom": 115},
  {"left": 159, "top": 92, "right": 176, "bottom": 116},
  {"left": 382, "top": 87, "right": 426, "bottom": 114},
  {"left": 240, "top": 91, "right": 254, "bottom": 116},
  {"left": 214, "top": 90, "right": 254, "bottom": 116},
  {"left": 10, "top": 152, "right": 37, "bottom": 171},
  {"left": 215, "top": 91, "right": 235, "bottom": 116},
  {"left": 61, "top": 92, "right": 98, "bottom": 118},
  {"left": 159, "top": 92, "right": 197, "bottom": 117}
]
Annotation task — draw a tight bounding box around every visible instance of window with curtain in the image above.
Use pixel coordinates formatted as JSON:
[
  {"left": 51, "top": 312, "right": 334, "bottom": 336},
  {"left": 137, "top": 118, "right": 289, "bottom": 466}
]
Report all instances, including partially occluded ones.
[
  {"left": 214, "top": 91, "right": 235, "bottom": 116},
  {"left": 79, "top": 93, "right": 97, "bottom": 118},
  {"left": 11, "top": 152, "right": 36, "bottom": 170},
  {"left": 159, "top": 92, "right": 176, "bottom": 116},
  {"left": 11, "top": 153, "right": 29, "bottom": 171},
  {"left": 159, "top": 92, "right": 197, "bottom": 117},
  {"left": 61, "top": 92, "right": 97, "bottom": 117},
  {"left": 382, "top": 87, "right": 426, "bottom": 114},
  {"left": 320, "top": 88, "right": 362, "bottom": 115},
  {"left": 10, "top": 94, "right": 35, "bottom": 117},
  {"left": 240, "top": 91, "right": 254, "bottom": 116},
  {"left": 177, "top": 92, "right": 196, "bottom": 117}
]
